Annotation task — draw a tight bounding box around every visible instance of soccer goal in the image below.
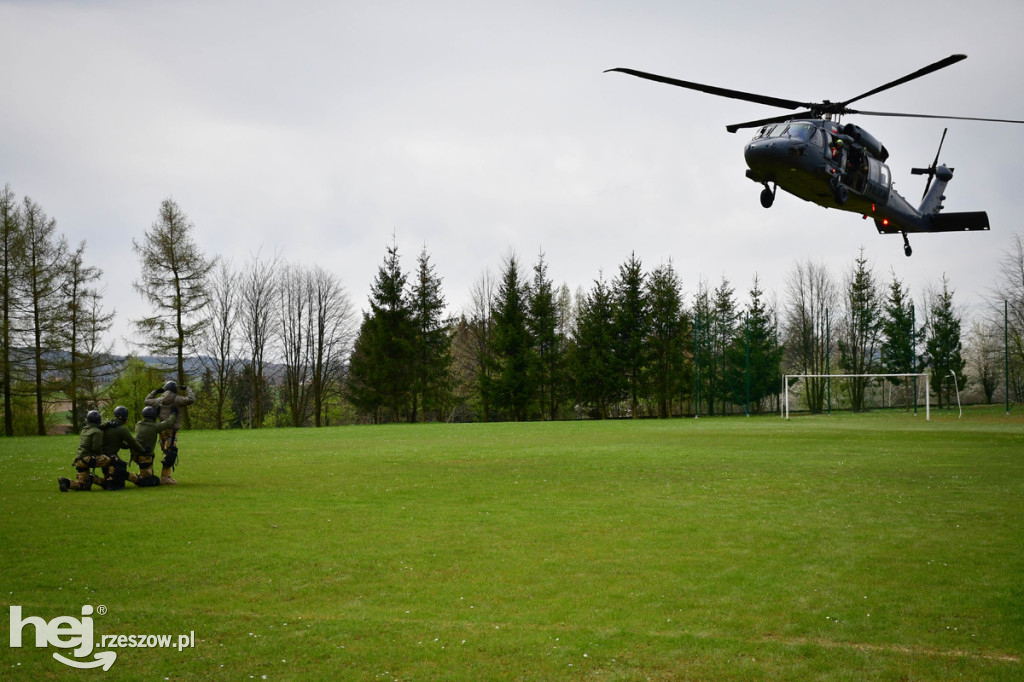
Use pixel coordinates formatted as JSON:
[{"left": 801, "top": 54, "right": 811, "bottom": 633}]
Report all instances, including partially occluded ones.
[{"left": 781, "top": 373, "right": 930, "bottom": 420}]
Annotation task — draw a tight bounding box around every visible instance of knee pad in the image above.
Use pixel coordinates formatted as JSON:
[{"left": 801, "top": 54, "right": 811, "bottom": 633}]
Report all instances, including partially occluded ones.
[
  {"left": 135, "top": 475, "right": 161, "bottom": 488},
  {"left": 105, "top": 458, "right": 129, "bottom": 489},
  {"left": 162, "top": 446, "right": 179, "bottom": 470}
]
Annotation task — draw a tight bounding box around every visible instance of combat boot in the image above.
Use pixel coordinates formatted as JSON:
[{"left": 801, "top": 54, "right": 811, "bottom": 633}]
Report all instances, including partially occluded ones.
[
  {"left": 160, "top": 466, "right": 177, "bottom": 485},
  {"left": 58, "top": 477, "right": 70, "bottom": 492}
]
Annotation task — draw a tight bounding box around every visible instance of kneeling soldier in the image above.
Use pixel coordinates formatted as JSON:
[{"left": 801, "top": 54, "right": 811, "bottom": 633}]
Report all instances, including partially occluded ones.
[
  {"left": 59, "top": 410, "right": 109, "bottom": 492},
  {"left": 98, "top": 405, "right": 145, "bottom": 490},
  {"left": 129, "top": 406, "right": 177, "bottom": 487}
]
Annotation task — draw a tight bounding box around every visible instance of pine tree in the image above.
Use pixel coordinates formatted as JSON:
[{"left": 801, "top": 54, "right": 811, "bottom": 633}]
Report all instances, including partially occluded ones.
[
  {"left": 410, "top": 246, "right": 452, "bottom": 422},
  {"left": 528, "top": 252, "right": 563, "bottom": 420},
  {"left": 838, "top": 250, "right": 883, "bottom": 411},
  {"left": 692, "top": 280, "right": 713, "bottom": 415},
  {"left": 924, "top": 275, "right": 966, "bottom": 408},
  {"left": 880, "top": 272, "right": 919, "bottom": 409},
  {"left": 488, "top": 253, "right": 533, "bottom": 421},
  {"left": 646, "top": 260, "right": 687, "bottom": 418},
  {"left": 346, "top": 241, "right": 414, "bottom": 422},
  {"left": 703, "top": 277, "right": 738, "bottom": 414},
  {"left": 613, "top": 253, "right": 649, "bottom": 417},
  {"left": 572, "top": 275, "right": 620, "bottom": 419},
  {"left": 726, "top": 275, "right": 782, "bottom": 413}
]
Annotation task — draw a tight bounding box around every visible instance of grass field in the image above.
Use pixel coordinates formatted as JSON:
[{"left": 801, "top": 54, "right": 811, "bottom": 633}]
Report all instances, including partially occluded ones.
[{"left": 2, "top": 407, "right": 1022, "bottom": 680}]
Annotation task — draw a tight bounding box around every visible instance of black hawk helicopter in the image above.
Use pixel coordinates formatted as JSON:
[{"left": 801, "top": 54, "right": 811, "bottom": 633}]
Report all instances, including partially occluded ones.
[{"left": 607, "top": 54, "right": 1024, "bottom": 256}]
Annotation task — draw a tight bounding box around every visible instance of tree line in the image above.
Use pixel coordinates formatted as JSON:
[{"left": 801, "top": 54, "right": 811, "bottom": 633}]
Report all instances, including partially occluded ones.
[{"left": 2, "top": 183, "right": 1022, "bottom": 434}]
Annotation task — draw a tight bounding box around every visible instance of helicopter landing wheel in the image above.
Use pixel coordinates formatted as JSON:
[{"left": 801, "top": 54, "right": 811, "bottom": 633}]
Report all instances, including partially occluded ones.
[
  {"left": 902, "top": 232, "right": 913, "bottom": 257},
  {"left": 833, "top": 183, "right": 848, "bottom": 206},
  {"left": 759, "top": 184, "right": 775, "bottom": 209}
]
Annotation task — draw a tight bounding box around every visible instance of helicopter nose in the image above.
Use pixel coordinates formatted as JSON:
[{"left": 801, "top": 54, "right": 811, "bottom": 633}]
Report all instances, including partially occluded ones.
[{"left": 744, "top": 139, "right": 803, "bottom": 178}]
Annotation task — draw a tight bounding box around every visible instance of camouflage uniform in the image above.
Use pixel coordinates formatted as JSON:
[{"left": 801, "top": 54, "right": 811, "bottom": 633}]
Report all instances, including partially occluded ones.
[
  {"left": 144, "top": 384, "right": 195, "bottom": 485},
  {"left": 98, "top": 417, "right": 145, "bottom": 490},
  {"left": 64, "top": 422, "right": 108, "bottom": 491},
  {"left": 129, "top": 412, "right": 177, "bottom": 487}
]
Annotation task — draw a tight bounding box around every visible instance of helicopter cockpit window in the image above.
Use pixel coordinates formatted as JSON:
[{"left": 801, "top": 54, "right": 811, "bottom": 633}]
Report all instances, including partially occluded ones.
[
  {"left": 785, "top": 123, "right": 814, "bottom": 141},
  {"left": 809, "top": 127, "right": 824, "bottom": 147}
]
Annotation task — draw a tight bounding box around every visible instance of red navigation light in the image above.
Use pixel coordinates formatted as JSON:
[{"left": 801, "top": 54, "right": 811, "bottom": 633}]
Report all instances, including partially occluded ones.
[{"left": 882, "top": 218, "right": 890, "bottom": 226}]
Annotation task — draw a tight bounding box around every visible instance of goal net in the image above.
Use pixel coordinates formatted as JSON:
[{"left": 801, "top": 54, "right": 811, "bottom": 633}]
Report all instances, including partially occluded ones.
[{"left": 781, "top": 373, "right": 931, "bottom": 420}]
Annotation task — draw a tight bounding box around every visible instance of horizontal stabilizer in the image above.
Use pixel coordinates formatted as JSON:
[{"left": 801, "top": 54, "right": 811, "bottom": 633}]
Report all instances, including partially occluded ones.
[{"left": 926, "top": 211, "right": 989, "bottom": 232}]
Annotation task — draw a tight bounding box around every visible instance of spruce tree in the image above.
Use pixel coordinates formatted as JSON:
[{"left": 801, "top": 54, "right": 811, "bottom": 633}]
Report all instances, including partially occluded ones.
[
  {"left": 925, "top": 275, "right": 966, "bottom": 408},
  {"left": 880, "top": 272, "right": 919, "bottom": 409},
  {"left": 646, "top": 260, "right": 687, "bottom": 418},
  {"left": 528, "top": 252, "right": 562, "bottom": 420},
  {"left": 572, "top": 275, "right": 620, "bottom": 419},
  {"left": 726, "top": 275, "right": 782, "bottom": 413},
  {"left": 347, "top": 241, "right": 414, "bottom": 422},
  {"left": 410, "top": 246, "right": 451, "bottom": 422},
  {"left": 838, "top": 250, "right": 883, "bottom": 411},
  {"left": 488, "top": 254, "right": 533, "bottom": 421},
  {"left": 613, "top": 253, "right": 649, "bottom": 418}
]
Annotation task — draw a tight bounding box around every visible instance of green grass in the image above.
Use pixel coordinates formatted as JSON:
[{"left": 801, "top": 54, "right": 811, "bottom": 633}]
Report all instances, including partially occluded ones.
[{"left": 2, "top": 406, "right": 1023, "bottom": 680}]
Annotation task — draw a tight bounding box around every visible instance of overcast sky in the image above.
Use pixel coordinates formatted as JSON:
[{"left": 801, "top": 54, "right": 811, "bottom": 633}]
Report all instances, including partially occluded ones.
[{"left": 2, "top": 0, "right": 1022, "bottom": 354}]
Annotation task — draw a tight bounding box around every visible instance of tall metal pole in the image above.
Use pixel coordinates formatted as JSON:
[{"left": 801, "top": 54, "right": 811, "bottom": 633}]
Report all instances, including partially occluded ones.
[{"left": 1007, "top": 300, "right": 1011, "bottom": 415}]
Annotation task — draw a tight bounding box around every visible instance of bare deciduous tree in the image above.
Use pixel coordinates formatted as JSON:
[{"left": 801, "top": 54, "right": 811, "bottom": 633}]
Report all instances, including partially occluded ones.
[
  {"left": 197, "top": 259, "right": 240, "bottom": 429},
  {"left": 783, "top": 259, "right": 838, "bottom": 413},
  {"left": 238, "top": 249, "right": 279, "bottom": 428}
]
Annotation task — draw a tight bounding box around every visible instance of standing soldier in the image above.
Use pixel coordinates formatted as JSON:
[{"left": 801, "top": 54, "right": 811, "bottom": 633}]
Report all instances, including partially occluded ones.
[
  {"left": 144, "top": 381, "right": 196, "bottom": 485},
  {"left": 98, "top": 406, "right": 146, "bottom": 490},
  {"left": 129, "top": 406, "right": 177, "bottom": 487},
  {"left": 58, "top": 410, "right": 108, "bottom": 492}
]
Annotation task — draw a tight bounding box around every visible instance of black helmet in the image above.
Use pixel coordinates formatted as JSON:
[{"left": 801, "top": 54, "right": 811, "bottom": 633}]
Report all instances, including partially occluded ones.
[
  {"left": 142, "top": 406, "right": 159, "bottom": 420},
  {"left": 163, "top": 381, "right": 178, "bottom": 393},
  {"left": 113, "top": 405, "right": 129, "bottom": 422},
  {"left": 86, "top": 410, "right": 102, "bottom": 425}
]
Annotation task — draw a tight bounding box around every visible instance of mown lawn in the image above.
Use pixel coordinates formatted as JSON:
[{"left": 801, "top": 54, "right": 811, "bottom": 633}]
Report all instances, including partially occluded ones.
[{"left": 2, "top": 407, "right": 1022, "bottom": 680}]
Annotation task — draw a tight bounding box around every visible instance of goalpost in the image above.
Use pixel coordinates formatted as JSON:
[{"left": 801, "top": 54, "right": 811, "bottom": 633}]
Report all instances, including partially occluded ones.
[{"left": 781, "top": 373, "right": 930, "bottom": 420}]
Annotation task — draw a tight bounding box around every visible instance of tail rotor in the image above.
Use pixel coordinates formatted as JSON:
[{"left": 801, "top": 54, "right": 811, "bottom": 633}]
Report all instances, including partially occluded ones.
[{"left": 911, "top": 127, "right": 949, "bottom": 200}]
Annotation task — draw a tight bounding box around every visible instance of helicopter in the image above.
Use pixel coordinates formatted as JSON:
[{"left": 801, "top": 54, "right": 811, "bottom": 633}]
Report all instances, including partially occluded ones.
[{"left": 606, "top": 54, "right": 1024, "bottom": 256}]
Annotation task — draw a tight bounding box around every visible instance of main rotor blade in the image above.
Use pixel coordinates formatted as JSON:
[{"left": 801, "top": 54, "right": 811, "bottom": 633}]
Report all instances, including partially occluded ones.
[
  {"left": 852, "top": 109, "right": 1024, "bottom": 124},
  {"left": 841, "top": 54, "right": 966, "bottom": 107},
  {"left": 725, "top": 111, "right": 815, "bottom": 134},
  {"left": 605, "top": 67, "right": 808, "bottom": 110}
]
